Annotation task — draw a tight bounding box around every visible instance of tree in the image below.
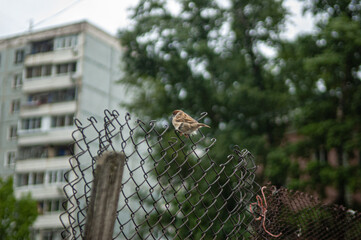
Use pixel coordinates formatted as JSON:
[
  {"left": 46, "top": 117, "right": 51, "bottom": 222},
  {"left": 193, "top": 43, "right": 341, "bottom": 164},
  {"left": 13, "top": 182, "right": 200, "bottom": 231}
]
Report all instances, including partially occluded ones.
[
  {"left": 278, "top": 0, "right": 361, "bottom": 208},
  {"left": 119, "top": 0, "right": 292, "bottom": 236},
  {"left": 0, "top": 177, "right": 38, "bottom": 240},
  {"left": 119, "top": 0, "right": 291, "bottom": 173}
]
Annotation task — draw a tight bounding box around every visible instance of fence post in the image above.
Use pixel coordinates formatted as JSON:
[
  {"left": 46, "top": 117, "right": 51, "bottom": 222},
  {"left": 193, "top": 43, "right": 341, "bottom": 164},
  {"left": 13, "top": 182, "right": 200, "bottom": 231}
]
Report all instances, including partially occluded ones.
[{"left": 84, "top": 151, "right": 126, "bottom": 240}]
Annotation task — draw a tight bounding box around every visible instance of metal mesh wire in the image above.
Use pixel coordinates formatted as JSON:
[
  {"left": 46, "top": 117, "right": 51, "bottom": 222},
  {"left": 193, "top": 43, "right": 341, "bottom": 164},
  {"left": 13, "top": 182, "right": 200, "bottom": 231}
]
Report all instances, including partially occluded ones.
[
  {"left": 59, "top": 109, "right": 361, "bottom": 239},
  {"left": 251, "top": 186, "right": 361, "bottom": 240},
  {"left": 60, "top": 110, "right": 261, "bottom": 239}
]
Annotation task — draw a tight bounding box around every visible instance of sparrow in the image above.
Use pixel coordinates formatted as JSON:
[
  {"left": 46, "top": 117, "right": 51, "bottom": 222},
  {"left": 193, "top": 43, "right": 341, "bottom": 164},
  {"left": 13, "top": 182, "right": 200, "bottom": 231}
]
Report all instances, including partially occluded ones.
[{"left": 172, "top": 110, "right": 210, "bottom": 137}]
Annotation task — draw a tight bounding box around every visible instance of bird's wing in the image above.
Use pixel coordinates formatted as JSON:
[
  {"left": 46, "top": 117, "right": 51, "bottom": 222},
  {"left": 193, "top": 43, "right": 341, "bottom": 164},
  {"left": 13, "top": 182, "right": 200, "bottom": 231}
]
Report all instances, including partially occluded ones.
[
  {"left": 178, "top": 122, "right": 198, "bottom": 134},
  {"left": 176, "top": 112, "right": 198, "bottom": 124}
]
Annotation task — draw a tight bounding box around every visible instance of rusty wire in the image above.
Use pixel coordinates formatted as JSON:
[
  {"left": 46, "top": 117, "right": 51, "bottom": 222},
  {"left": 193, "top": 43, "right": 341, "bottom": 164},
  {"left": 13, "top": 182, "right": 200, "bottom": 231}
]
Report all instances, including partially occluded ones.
[
  {"left": 251, "top": 186, "right": 361, "bottom": 240},
  {"left": 250, "top": 186, "right": 282, "bottom": 238},
  {"left": 60, "top": 110, "right": 262, "bottom": 239}
]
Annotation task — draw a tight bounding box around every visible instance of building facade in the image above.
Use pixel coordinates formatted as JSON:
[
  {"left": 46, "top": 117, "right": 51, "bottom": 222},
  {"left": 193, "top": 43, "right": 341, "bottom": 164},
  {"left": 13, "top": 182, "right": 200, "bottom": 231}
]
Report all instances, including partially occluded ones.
[{"left": 0, "top": 21, "right": 124, "bottom": 240}]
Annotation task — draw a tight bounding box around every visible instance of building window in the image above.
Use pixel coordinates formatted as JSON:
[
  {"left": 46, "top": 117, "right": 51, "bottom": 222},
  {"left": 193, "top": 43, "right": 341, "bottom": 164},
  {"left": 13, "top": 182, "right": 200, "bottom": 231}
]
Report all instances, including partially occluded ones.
[
  {"left": 12, "top": 74, "right": 23, "bottom": 88},
  {"left": 16, "top": 170, "right": 68, "bottom": 188},
  {"left": 31, "top": 39, "right": 54, "bottom": 54},
  {"left": 26, "top": 65, "right": 52, "bottom": 79},
  {"left": 48, "top": 171, "right": 58, "bottom": 184},
  {"left": 27, "top": 66, "right": 40, "bottom": 78},
  {"left": 56, "top": 62, "right": 76, "bottom": 75},
  {"left": 9, "top": 125, "right": 17, "bottom": 139},
  {"left": 4, "top": 151, "right": 16, "bottom": 167},
  {"left": 44, "top": 65, "right": 52, "bottom": 76},
  {"left": 10, "top": 99, "right": 20, "bottom": 114},
  {"left": 21, "top": 117, "right": 41, "bottom": 131},
  {"left": 16, "top": 172, "right": 45, "bottom": 186},
  {"left": 53, "top": 144, "right": 73, "bottom": 156},
  {"left": 37, "top": 199, "right": 65, "bottom": 215},
  {"left": 34, "top": 172, "right": 44, "bottom": 185},
  {"left": 18, "top": 146, "right": 45, "bottom": 160},
  {"left": 42, "top": 229, "right": 64, "bottom": 240},
  {"left": 18, "top": 144, "right": 73, "bottom": 160},
  {"left": 17, "top": 173, "right": 29, "bottom": 186},
  {"left": 51, "top": 114, "right": 74, "bottom": 128},
  {"left": 27, "top": 88, "right": 76, "bottom": 105},
  {"left": 14, "top": 49, "right": 25, "bottom": 64},
  {"left": 48, "top": 169, "right": 68, "bottom": 184},
  {"left": 55, "top": 34, "right": 78, "bottom": 49}
]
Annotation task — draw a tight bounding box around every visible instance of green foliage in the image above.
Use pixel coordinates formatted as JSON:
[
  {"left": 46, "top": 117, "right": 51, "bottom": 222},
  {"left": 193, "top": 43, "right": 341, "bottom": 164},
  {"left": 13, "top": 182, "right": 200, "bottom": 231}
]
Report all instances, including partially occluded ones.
[
  {"left": 264, "top": 148, "right": 291, "bottom": 186},
  {"left": 119, "top": 2, "right": 361, "bottom": 236},
  {"left": 119, "top": 0, "right": 290, "bottom": 166},
  {"left": 304, "top": 0, "right": 361, "bottom": 20},
  {"left": 0, "top": 177, "right": 38, "bottom": 240},
  {"left": 278, "top": 0, "right": 361, "bottom": 208}
]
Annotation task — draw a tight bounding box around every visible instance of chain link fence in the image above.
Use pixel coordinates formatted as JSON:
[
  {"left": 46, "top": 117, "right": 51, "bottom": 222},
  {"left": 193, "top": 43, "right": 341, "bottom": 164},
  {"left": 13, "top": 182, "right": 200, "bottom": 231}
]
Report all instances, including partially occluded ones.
[
  {"left": 60, "top": 110, "right": 261, "bottom": 239},
  {"left": 59, "top": 110, "right": 361, "bottom": 239}
]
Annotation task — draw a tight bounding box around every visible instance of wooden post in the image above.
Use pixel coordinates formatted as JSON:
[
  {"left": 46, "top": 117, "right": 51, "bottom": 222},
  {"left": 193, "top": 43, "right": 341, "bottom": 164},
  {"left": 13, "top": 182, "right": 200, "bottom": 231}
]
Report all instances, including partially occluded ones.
[{"left": 84, "top": 151, "right": 125, "bottom": 240}]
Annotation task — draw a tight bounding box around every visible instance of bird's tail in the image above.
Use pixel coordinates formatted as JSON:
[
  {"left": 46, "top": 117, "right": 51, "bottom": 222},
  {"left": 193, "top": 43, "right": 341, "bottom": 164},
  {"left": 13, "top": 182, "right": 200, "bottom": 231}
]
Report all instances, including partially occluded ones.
[{"left": 198, "top": 123, "right": 210, "bottom": 128}]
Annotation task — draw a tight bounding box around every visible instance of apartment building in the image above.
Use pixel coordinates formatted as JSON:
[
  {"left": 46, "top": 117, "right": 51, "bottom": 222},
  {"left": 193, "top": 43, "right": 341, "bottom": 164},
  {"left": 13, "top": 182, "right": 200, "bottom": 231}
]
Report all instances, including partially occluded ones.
[{"left": 0, "top": 21, "right": 124, "bottom": 240}]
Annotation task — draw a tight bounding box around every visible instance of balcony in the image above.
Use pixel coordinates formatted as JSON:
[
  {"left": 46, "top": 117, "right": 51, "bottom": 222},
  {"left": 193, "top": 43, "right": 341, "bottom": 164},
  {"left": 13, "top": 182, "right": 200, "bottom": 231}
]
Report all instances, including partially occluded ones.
[
  {"left": 17, "top": 144, "right": 73, "bottom": 161},
  {"left": 21, "top": 87, "right": 76, "bottom": 117},
  {"left": 20, "top": 101, "right": 76, "bottom": 117},
  {"left": 23, "top": 75, "right": 76, "bottom": 94},
  {"left": 33, "top": 213, "right": 63, "bottom": 229},
  {"left": 15, "top": 182, "right": 64, "bottom": 199},
  {"left": 16, "top": 156, "right": 70, "bottom": 172},
  {"left": 25, "top": 48, "right": 79, "bottom": 66},
  {"left": 18, "top": 128, "right": 74, "bottom": 146}
]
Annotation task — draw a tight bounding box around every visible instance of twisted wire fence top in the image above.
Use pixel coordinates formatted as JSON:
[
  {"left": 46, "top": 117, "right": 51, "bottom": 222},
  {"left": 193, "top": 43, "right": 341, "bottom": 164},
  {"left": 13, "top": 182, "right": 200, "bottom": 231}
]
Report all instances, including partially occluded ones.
[
  {"left": 60, "top": 110, "right": 262, "bottom": 239},
  {"left": 251, "top": 186, "right": 361, "bottom": 240}
]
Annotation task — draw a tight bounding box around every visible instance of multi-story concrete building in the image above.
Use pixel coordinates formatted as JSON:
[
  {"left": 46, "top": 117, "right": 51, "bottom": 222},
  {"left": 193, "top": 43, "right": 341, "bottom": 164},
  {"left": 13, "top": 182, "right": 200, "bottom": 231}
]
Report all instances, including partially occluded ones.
[{"left": 0, "top": 21, "right": 123, "bottom": 239}]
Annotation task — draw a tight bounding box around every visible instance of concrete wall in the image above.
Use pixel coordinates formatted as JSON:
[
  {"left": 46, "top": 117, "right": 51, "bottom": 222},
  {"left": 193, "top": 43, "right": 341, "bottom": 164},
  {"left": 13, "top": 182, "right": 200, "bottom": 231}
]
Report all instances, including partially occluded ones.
[
  {"left": 0, "top": 44, "right": 24, "bottom": 178},
  {"left": 77, "top": 30, "right": 125, "bottom": 121}
]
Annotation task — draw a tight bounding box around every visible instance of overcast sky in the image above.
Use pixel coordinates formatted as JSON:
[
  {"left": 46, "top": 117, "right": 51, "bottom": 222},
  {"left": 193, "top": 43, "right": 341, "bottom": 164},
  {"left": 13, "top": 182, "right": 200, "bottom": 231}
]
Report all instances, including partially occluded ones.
[{"left": 0, "top": 0, "right": 314, "bottom": 39}]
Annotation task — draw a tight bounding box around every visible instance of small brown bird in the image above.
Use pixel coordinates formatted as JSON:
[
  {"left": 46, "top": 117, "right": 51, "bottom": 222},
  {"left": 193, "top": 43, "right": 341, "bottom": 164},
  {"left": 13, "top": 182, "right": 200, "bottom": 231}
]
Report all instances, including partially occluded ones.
[{"left": 172, "top": 110, "right": 210, "bottom": 137}]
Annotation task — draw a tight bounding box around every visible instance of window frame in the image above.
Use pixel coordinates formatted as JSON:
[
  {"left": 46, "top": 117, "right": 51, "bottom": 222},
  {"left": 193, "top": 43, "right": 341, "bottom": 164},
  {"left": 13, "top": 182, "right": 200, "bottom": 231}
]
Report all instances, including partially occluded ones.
[
  {"left": 51, "top": 114, "right": 74, "bottom": 128},
  {"left": 8, "top": 125, "right": 18, "bottom": 140},
  {"left": 54, "top": 34, "right": 78, "bottom": 50},
  {"left": 21, "top": 117, "right": 42, "bottom": 131},
  {"left": 26, "top": 64, "right": 52, "bottom": 79},
  {"left": 10, "top": 99, "right": 21, "bottom": 114},
  {"left": 12, "top": 73, "right": 23, "bottom": 89},
  {"left": 14, "top": 49, "right": 25, "bottom": 64},
  {"left": 4, "top": 151, "right": 16, "bottom": 167},
  {"left": 56, "top": 62, "right": 77, "bottom": 75}
]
